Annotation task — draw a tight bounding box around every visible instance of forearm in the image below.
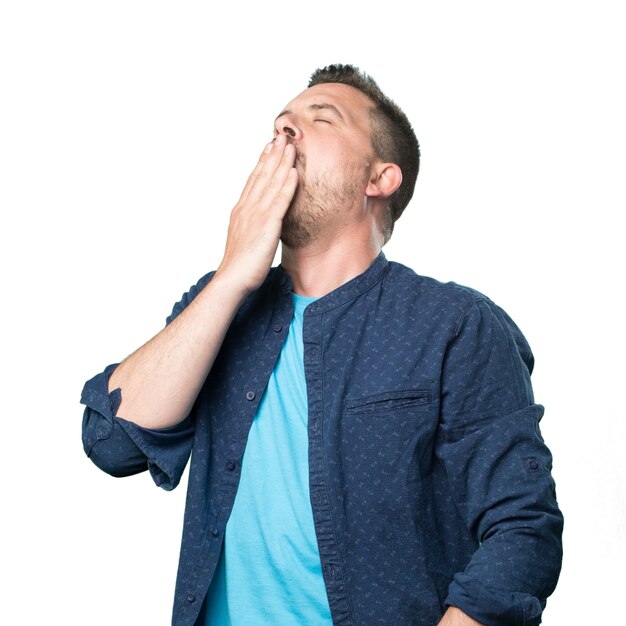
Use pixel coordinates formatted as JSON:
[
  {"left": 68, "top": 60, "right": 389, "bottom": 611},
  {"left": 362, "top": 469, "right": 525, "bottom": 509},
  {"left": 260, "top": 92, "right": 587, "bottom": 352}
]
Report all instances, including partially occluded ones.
[
  {"left": 107, "top": 137, "right": 296, "bottom": 430},
  {"left": 108, "top": 271, "right": 249, "bottom": 429}
]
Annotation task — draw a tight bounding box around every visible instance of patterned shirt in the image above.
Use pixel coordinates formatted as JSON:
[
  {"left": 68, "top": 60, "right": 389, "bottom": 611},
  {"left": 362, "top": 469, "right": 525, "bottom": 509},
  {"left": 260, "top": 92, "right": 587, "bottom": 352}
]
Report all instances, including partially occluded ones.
[
  {"left": 201, "top": 292, "right": 331, "bottom": 624},
  {"left": 81, "top": 251, "right": 563, "bottom": 626}
]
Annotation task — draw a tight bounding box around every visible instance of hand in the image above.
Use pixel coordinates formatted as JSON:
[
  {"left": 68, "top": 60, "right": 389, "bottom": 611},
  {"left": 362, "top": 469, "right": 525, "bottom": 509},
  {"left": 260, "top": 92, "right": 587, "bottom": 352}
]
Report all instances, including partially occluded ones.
[
  {"left": 216, "top": 133, "right": 298, "bottom": 294},
  {"left": 437, "top": 606, "right": 485, "bottom": 626}
]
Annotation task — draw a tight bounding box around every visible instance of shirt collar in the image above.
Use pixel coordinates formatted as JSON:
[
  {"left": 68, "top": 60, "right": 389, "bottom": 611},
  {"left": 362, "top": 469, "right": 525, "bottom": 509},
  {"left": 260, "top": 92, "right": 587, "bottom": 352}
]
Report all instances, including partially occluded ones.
[{"left": 275, "top": 250, "right": 390, "bottom": 315}]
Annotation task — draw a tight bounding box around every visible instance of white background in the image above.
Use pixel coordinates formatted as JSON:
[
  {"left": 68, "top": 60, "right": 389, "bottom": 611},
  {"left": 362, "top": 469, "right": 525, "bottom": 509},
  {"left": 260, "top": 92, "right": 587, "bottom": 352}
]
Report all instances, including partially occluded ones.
[{"left": 1, "top": 1, "right": 624, "bottom": 624}]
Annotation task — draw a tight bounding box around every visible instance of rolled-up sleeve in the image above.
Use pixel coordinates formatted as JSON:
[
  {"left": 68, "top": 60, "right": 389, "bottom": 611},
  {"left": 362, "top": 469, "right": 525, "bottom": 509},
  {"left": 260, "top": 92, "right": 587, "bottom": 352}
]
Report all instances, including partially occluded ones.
[
  {"left": 80, "top": 270, "right": 215, "bottom": 491},
  {"left": 437, "top": 298, "right": 563, "bottom": 626},
  {"left": 81, "top": 363, "right": 194, "bottom": 490}
]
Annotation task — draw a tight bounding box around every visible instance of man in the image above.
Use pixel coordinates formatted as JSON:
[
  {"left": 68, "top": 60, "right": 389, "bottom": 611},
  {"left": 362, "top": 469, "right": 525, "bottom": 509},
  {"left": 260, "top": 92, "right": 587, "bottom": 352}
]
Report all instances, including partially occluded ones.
[{"left": 81, "top": 64, "right": 563, "bottom": 626}]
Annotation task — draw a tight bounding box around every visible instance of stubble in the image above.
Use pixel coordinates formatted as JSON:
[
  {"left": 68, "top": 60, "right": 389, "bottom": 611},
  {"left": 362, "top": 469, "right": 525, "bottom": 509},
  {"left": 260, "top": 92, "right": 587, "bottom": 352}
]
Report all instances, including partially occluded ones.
[{"left": 280, "top": 151, "right": 367, "bottom": 249}]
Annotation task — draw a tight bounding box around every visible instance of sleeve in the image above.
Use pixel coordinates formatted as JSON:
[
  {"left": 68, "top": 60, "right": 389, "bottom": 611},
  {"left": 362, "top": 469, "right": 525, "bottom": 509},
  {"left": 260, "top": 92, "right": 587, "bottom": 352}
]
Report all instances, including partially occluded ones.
[
  {"left": 436, "top": 298, "right": 563, "bottom": 626},
  {"left": 80, "top": 271, "right": 215, "bottom": 491}
]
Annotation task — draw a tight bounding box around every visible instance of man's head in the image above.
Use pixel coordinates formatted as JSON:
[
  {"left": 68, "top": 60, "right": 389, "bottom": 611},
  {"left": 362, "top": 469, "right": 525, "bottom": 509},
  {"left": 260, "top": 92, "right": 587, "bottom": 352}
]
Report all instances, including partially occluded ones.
[
  {"left": 308, "top": 64, "right": 420, "bottom": 242},
  {"left": 275, "top": 64, "right": 419, "bottom": 248}
]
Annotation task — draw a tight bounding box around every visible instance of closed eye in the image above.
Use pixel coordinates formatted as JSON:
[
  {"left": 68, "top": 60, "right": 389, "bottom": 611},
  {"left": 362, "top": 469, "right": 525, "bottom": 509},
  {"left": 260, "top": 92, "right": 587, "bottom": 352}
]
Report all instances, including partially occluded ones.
[{"left": 315, "top": 119, "right": 331, "bottom": 124}]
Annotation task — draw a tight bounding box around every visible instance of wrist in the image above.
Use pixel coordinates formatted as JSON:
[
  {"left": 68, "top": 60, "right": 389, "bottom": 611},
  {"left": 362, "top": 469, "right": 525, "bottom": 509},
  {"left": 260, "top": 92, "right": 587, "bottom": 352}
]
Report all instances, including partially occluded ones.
[
  {"left": 206, "top": 266, "right": 255, "bottom": 305},
  {"left": 438, "top": 607, "right": 485, "bottom": 626}
]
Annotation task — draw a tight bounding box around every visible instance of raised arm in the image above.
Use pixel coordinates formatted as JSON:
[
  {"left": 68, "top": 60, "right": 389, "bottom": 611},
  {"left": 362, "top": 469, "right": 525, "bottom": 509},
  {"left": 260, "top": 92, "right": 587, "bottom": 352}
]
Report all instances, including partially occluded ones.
[
  {"left": 107, "top": 136, "right": 298, "bottom": 430},
  {"left": 81, "top": 137, "right": 297, "bottom": 486}
]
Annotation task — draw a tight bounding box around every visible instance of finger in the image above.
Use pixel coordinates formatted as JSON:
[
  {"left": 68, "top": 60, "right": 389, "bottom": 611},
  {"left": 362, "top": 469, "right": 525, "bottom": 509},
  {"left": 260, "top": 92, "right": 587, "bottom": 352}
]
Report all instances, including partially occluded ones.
[
  {"left": 241, "top": 136, "right": 288, "bottom": 200},
  {"left": 243, "top": 135, "right": 295, "bottom": 204},
  {"left": 252, "top": 142, "right": 298, "bottom": 211},
  {"left": 274, "top": 167, "right": 299, "bottom": 216},
  {"left": 238, "top": 140, "right": 275, "bottom": 204}
]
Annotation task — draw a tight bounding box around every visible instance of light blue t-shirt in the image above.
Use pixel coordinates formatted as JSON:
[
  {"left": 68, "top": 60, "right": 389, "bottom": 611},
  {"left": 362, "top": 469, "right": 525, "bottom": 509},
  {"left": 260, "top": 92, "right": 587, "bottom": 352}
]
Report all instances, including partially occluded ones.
[{"left": 201, "top": 293, "right": 332, "bottom": 625}]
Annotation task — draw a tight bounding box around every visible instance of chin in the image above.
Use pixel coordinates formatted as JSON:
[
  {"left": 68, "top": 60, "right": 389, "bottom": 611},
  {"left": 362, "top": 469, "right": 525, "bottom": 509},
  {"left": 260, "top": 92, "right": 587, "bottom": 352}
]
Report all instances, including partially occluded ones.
[{"left": 280, "top": 207, "right": 314, "bottom": 249}]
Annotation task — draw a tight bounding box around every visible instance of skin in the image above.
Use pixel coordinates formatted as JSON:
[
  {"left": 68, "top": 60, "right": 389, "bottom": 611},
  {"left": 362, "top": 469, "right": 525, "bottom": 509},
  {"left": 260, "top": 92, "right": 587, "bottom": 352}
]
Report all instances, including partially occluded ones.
[
  {"left": 276, "top": 84, "right": 401, "bottom": 296},
  {"left": 107, "top": 82, "right": 482, "bottom": 626},
  {"left": 438, "top": 607, "right": 484, "bottom": 626}
]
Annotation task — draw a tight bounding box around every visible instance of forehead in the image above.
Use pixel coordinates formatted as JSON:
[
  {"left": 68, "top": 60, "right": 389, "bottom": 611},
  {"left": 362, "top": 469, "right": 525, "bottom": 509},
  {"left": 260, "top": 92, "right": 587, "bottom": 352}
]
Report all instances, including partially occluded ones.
[{"left": 281, "top": 83, "right": 374, "bottom": 126}]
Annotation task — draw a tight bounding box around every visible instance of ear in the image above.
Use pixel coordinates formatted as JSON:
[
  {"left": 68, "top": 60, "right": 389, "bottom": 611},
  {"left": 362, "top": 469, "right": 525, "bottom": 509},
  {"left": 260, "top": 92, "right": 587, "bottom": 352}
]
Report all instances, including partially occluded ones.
[{"left": 365, "top": 162, "right": 402, "bottom": 200}]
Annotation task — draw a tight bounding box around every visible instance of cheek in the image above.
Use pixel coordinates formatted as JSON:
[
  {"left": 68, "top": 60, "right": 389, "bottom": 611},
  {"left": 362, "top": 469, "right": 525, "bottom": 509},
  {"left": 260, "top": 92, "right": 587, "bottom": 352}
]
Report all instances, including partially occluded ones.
[{"left": 304, "top": 138, "right": 366, "bottom": 180}]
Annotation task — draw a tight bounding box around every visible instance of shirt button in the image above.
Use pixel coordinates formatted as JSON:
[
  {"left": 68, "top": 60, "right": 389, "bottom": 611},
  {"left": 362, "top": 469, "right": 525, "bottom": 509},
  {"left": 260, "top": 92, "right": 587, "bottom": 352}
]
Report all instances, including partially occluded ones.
[
  {"left": 246, "top": 391, "right": 255, "bottom": 401},
  {"left": 527, "top": 459, "right": 539, "bottom": 470},
  {"left": 272, "top": 323, "right": 283, "bottom": 333},
  {"left": 226, "top": 460, "right": 236, "bottom": 471},
  {"left": 187, "top": 592, "right": 195, "bottom": 603},
  {"left": 211, "top": 528, "right": 219, "bottom": 537}
]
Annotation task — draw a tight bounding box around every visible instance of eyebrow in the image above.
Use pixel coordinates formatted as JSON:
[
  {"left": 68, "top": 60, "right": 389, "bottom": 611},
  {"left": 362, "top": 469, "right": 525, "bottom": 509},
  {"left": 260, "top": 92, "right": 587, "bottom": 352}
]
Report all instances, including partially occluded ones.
[{"left": 274, "top": 103, "right": 345, "bottom": 122}]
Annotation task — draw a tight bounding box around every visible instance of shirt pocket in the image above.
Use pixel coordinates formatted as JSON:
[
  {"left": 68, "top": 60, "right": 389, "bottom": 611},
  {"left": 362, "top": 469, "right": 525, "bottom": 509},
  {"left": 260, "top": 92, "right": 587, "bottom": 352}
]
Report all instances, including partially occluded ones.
[
  {"left": 340, "top": 388, "right": 439, "bottom": 518},
  {"left": 344, "top": 389, "right": 432, "bottom": 416}
]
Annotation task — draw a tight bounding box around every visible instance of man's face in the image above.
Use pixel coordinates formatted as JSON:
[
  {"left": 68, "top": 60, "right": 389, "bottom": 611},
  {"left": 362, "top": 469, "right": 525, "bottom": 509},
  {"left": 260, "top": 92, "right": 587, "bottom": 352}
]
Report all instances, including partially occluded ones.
[{"left": 273, "top": 83, "right": 376, "bottom": 248}]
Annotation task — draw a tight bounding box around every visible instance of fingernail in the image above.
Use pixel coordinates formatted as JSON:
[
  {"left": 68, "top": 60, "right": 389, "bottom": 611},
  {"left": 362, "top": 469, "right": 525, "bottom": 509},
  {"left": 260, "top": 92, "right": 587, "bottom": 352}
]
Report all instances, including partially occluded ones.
[
  {"left": 264, "top": 142, "right": 273, "bottom": 154},
  {"left": 276, "top": 134, "right": 285, "bottom": 146}
]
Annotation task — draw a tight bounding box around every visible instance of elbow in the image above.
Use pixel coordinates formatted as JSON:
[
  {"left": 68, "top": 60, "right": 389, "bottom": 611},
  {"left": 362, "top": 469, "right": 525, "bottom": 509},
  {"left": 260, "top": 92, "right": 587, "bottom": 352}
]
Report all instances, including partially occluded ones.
[
  {"left": 86, "top": 441, "right": 148, "bottom": 478},
  {"left": 82, "top": 407, "right": 148, "bottom": 478}
]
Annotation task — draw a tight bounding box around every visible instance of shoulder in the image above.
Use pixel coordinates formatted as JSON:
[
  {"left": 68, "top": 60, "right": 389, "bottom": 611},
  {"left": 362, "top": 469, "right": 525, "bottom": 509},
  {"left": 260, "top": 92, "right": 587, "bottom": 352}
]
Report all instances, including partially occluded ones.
[
  {"left": 383, "top": 260, "right": 492, "bottom": 321},
  {"left": 382, "top": 261, "right": 530, "bottom": 349}
]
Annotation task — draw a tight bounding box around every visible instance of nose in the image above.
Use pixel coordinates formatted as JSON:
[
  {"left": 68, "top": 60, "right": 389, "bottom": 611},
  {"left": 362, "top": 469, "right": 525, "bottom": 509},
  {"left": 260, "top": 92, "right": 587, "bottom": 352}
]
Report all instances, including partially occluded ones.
[{"left": 275, "top": 115, "right": 302, "bottom": 142}]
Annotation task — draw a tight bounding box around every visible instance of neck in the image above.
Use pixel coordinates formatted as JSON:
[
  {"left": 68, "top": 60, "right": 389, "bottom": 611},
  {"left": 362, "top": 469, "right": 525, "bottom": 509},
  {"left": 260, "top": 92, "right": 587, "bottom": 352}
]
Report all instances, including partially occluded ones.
[{"left": 280, "top": 227, "right": 383, "bottom": 297}]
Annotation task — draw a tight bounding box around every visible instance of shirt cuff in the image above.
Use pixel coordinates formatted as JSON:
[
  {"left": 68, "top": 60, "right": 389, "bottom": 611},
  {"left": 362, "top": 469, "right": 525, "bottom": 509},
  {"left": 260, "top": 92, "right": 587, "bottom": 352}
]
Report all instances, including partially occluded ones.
[
  {"left": 80, "top": 363, "right": 194, "bottom": 489},
  {"left": 446, "top": 573, "right": 545, "bottom": 626}
]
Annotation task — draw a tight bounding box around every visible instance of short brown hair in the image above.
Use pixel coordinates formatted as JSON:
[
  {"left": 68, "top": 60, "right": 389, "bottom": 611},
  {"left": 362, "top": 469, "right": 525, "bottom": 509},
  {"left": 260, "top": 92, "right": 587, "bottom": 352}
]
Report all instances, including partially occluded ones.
[{"left": 309, "top": 64, "right": 420, "bottom": 242}]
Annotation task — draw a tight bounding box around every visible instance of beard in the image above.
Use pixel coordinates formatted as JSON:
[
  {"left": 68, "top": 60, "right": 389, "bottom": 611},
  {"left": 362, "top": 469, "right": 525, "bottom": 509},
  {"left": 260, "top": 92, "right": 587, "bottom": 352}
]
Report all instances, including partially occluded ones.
[{"left": 280, "top": 151, "right": 367, "bottom": 249}]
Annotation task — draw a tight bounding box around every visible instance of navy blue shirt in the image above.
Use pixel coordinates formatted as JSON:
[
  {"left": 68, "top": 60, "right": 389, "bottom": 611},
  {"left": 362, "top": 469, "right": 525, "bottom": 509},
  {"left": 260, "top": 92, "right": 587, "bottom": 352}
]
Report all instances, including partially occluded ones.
[{"left": 81, "top": 252, "right": 563, "bottom": 626}]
